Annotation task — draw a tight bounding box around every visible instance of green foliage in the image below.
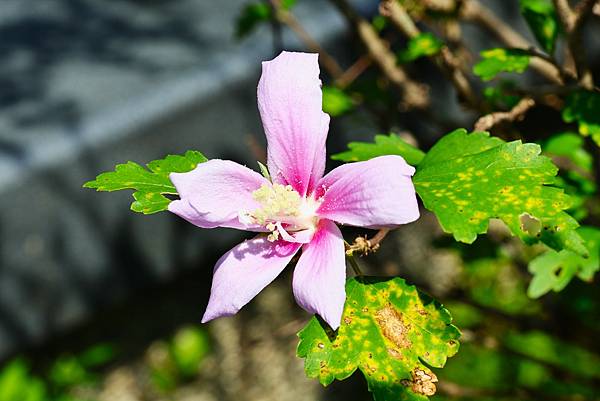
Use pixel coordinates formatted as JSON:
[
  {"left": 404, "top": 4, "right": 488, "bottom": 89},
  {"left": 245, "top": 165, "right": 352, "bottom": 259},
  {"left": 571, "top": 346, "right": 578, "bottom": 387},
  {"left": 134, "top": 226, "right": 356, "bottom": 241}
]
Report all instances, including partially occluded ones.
[
  {"left": 544, "top": 132, "right": 593, "bottom": 172},
  {"left": 322, "top": 86, "right": 355, "bottom": 117},
  {"left": 0, "top": 360, "right": 47, "bottom": 401},
  {"left": 297, "top": 277, "right": 460, "bottom": 401},
  {"left": 562, "top": 90, "right": 600, "bottom": 146},
  {"left": 397, "top": 33, "right": 443, "bottom": 63},
  {"left": 483, "top": 81, "right": 521, "bottom": 110},
  {"left": 504, "top": 331, "right": 600, "bottom": 379},
  {"left": 147, "top": 325, "right": 211, "bottom": 392},
  {"left": 528, "top": 226, "right": 600, "bottom": 298},
  {"left": 473, "top": 48, "right": 530, "bottom": 81},
  {"left": 519, "top": 0, "right": 559, "bottom": 53},
  {"left": 84, "top": 151, "right": 207, "bottom": 214},
  {"left": 462, "top": 258, "right": 539, "bottom": 315},
  {"left": 235, "top": 0, "right": 296, "bottom": 39},
  {"left": 170, "top": 326, "right": 211, "bottom": 377},
  {"left": 331, "top": 134, "right": 425, "bottom": 165},
  {"left": 413, "top": 129, "right": 586, "bottom": 255}
]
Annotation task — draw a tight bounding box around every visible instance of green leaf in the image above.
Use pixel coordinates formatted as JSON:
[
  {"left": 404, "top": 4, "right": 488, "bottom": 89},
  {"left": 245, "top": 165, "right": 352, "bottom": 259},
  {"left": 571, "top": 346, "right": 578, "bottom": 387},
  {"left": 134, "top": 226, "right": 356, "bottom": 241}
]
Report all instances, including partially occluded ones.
[
  {"left": 235, "top": 2, "right": 272, "bottom": 39},
  {"left": 257, "top": 161, "right": 272, "bottom": 182},
  {"left": 528, "top": 226, "right": 600, "bottom": 298},
  {"left": 170, "top": 326, "right": 211, "bottom": 377},
  {"left": 0, "top": 359, "right": 47, "bottom": 401},
  {"left": 297, "top": 277, "right": 460, "bottom": 401},
  {"left": 398, "top": 33, "right": 443, "bottom": 63},
  {"left": 543, "top": 132, "right": 593, "bottom": 172},
  {"left": 473, "top": 48, "right": 530, "bottom": 81},
  {"left": 413, "top": 129, "right": 586, "bottom": 255},
  {"left": 84, "top": 150, "right": 207, "bottom": 214},
  {"left": 332, "top": 134, "right": 425, "bottom": 165},
  {"left": 483, "top": 80, "right": 522, "bottom": 110},
  {"left": 322, "top": 86, "right": 355, "bottom": 117},
  {"left": 562, "top": 90, "right": 600, "bottom": 146},
  {"left": 504, "top": 331, "right": 600, "bottom": 379},
  {"left": 520, "top": 0, "right": 559, "bottom": 54}
]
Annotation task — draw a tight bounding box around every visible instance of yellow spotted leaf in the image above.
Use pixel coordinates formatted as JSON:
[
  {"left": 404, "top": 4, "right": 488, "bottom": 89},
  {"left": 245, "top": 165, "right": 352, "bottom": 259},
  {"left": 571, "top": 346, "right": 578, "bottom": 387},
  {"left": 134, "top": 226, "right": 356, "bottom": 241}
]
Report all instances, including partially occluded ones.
[
  {"left": 413, "top": 129, "right": 586, "bottom": 256},
  {"left": 297, "top": 277, "right": 460, "bottom": 401}
]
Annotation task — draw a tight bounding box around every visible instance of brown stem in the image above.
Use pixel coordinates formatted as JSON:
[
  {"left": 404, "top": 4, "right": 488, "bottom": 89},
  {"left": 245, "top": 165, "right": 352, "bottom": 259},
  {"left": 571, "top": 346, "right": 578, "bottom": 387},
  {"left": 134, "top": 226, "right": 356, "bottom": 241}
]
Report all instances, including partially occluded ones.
[
  {"left": 330, "top": 0, "right": 430, "bottom": 109},
  {"left": 553, "top": 0, "right": 596, "bottom": 89},
  {"left": 335, "top": 55, "right": 373, "bottom": 89},
  {"left": 379, "top": 0, "right": 482, "bottom": 111},
  {"left": 271, "top": 1, "right": 344, "bottom": 78},
  {"left": 461, "top": 0, "right": 564, "bottom": 84},
  {"left": 474, "top": 97, "right": 535, "bottom": 132},
  {"left": 345, "top": 228, "right": 391, "bottom": 256}
]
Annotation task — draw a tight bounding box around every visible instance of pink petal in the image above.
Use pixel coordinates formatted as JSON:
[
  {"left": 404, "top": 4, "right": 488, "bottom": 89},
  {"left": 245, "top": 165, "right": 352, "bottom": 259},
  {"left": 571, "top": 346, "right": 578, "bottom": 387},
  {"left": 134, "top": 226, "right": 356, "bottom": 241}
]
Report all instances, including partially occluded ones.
[
  {"left": 292, "top": 220, "right": 346, "bottom": 329},
  {"left": 202, "top": 237, "right": 301, "bottom": 322},
  {"left": 258, "top": 51, "right": 330, "bottom": 197},
  {"left": 168, "top": 159, "right": 268, "bottom": 230},
  {"left": 315, "top": 155, "right": 419, "bottom": 229}
]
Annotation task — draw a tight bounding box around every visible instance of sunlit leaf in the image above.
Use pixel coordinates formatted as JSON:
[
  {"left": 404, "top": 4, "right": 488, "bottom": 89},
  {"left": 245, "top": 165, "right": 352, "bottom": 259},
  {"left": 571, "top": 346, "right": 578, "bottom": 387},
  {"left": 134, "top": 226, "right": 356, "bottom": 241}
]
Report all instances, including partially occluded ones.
[
  {"left": 413, "top": 129, "right": 586, "bottom": 255},
  {"left": 332, "top": 134, "right": 425, "bottom": 165},
  {"left": 398, "top": 33, "right": 443, "bottom": 63},
  {"left": 297, "top": 277, "right": 460, "bottom": 401},
  {"left": 520, "top": 0, "right": 559, "bottom": 53},
  {"left": 562, "top": 90, "right": 600, "bottom": 146},
  {"left": 474, "top": 48, "right": 530, "bottom": 81},
  {"left": 528, "top": 226, "right": 600, "bottom": 298},
  {"left": 84, "top": 151, "right": 207, "bottom": 214}
]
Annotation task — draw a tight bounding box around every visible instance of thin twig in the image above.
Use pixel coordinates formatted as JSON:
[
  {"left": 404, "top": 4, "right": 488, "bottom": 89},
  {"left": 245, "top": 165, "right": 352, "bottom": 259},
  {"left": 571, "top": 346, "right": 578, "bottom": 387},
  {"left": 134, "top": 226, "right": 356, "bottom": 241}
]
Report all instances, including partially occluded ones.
[
  {"left": 379, "top": 0, "right": 482, "bottom": 111},
  {"left": 345, "top": 228, "right": 391, "bottom": 256},
  {"left": 346, "top": 252, "right": 364, "bottom": 276},
  {"left": 461, "top": 0, "right": 564, "bottom": 84},
  {"left": 553, "top": 0, "right": 596, "bottom": 89},
  {"left": 271, "top": 0, "right": 344, "bottom": 78},
  {"left": 330, "top": 0, "right": 430, "bottom": 109},
  {"left": 474, "top": 97, "right": 535, "bottom": 132},
  {"left": 335, "top": 55, "right": 373, "bottom": 89}
]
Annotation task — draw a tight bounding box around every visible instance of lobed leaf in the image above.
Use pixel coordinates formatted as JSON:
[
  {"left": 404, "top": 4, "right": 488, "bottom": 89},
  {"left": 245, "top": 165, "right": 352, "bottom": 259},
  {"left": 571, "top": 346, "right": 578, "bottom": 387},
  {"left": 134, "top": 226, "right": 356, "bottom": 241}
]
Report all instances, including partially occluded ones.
[
  {"left": 473, "top": 48, "right": 530, "bottom": 81},
  {"left": 413, "top": 129, "right": 586, "bottom": 255},
  {"left": 562, "top": 90, "right": 600, "bottom": 146},
  {"left": 84, "top": 150, "right": 207, "bottom": 214},
  {"left": 519, "top": 0, "right": 559, "bottom": 54},
  {"left": 331, "top": 134, "right": 425, "bottom": 165},
  {"left": 528, "top": 226, "right": 600, "bottom": 298},
  {"left": 297, "top": 277, "right": 460, "bottom": 401}
]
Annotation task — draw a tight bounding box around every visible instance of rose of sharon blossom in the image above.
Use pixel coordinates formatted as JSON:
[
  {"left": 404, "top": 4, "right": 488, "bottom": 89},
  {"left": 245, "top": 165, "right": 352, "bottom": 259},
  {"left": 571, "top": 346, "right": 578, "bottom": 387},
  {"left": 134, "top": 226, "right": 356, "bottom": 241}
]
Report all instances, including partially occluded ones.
[{"left": 168, "top": 51, "right": 419, "bottom": 329}]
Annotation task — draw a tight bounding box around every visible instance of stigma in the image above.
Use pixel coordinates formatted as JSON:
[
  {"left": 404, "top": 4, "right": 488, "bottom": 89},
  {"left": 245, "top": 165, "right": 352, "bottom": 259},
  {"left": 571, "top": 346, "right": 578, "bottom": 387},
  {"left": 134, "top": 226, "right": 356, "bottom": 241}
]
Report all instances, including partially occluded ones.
[{"left": 239, "top": 183, "right": 321, "bottom": 242}]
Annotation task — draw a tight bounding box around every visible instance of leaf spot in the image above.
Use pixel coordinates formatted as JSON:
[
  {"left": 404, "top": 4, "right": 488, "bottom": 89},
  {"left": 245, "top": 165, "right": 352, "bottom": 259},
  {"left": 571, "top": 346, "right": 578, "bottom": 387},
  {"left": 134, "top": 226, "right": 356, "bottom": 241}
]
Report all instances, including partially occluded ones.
[{"left": 375, "top": 305, "right": 412, "bottom": 349}]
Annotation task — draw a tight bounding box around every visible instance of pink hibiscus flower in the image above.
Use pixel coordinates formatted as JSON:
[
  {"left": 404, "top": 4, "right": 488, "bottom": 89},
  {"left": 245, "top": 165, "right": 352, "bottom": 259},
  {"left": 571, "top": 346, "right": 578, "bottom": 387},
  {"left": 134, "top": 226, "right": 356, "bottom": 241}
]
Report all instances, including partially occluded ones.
[{"left": 168, "top": 51, "right": 419, "bottom": 329}]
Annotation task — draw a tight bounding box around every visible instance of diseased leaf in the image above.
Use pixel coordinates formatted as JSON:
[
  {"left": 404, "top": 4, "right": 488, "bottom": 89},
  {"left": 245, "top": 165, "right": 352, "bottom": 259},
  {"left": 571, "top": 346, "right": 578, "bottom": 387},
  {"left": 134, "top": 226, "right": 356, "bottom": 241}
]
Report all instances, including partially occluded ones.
[
  {"left": 413, "top": 129, "right": 586, "bottom": 255},
  {"left": 562, "top": 90, "right": 600, "bottom": 146},
  {"left": 297, "top": 277, "right": 460, "bottom": 401},
  {"left": 322, "top": 86, "right": 355, "bottom": 117},
  {"left": 332, "top": 134, "right": 425, "bottom": 165},
  {"left": 528, "top": 226, "right": 600, "bottom": 298},
  {"left": 398, "top": 33, "right": 443, "bottom": 63},
  {"left": 520, "top": 0, "right": 559, "bottom": 54},
  {"left": 84, "top": 151, "right": 207, "bottom": 214},
  {"left": 473, "top": 48, "right": 530, "bottom": 81}
]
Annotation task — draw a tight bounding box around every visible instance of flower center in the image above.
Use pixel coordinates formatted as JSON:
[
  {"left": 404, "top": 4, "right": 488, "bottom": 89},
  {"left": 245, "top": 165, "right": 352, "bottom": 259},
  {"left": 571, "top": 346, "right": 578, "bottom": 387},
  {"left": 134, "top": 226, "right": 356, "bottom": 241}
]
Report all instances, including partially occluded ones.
[{"left": 239, "top": 183, "right": 320, "bottom": 242}]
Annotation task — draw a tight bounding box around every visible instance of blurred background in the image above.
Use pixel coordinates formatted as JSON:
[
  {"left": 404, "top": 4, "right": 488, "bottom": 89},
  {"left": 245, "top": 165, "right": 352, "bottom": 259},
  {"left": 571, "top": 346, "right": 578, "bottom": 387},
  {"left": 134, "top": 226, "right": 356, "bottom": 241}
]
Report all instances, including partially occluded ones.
[{"left": 0, "top": 0, "right": 599, "bottom": 400}]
